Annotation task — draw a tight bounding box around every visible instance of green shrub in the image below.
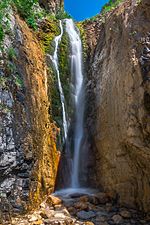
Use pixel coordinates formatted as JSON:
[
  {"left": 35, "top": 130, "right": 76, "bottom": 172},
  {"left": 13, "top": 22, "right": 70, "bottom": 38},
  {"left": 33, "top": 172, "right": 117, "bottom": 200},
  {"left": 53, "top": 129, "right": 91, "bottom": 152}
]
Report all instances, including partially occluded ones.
[
  {"left": 101, "top": 0, "right": 123, "bottom": 14},
  {"left": 13, "top": 0, "right": 38, "bottom": 18},
  {"left": 0, "top": 25, "right": 4, "bottom": 44},
  {"left": 26, "top": 15, "right": 37, "bottom": 30},
  {"left": 0, "top": 0, "right": 11, "bottom": 47},
  {"left": 56, "top": 10, "right": 71, "bottom": 20},
  {"left": 7, "top": 47, "right": 17, "bottom": 61},
  {"left": 15, "top": 75, "right": 24, "bottom": 88}
]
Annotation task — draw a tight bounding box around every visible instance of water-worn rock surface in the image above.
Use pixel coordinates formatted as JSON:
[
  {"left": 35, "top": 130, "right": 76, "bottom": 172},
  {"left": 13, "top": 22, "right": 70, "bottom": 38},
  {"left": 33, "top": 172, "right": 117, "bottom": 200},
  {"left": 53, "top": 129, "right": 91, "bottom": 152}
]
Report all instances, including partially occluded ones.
[
  {"left": 84, "top": 0, "right": 150, "bottom": 212},
  {"left": 2, "top": 192, "right": 148, "bottom": 225}
]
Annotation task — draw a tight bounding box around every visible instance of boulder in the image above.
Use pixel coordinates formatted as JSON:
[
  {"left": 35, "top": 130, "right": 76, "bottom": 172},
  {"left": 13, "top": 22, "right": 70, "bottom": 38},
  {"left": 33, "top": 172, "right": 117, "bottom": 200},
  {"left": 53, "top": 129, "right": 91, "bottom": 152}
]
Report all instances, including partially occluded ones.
[
  {"left": 46, "top": 195, "right": 62, "bottom": 206},
  {"left": 77, "top": 210, "right": 96, "bottom": 220}
]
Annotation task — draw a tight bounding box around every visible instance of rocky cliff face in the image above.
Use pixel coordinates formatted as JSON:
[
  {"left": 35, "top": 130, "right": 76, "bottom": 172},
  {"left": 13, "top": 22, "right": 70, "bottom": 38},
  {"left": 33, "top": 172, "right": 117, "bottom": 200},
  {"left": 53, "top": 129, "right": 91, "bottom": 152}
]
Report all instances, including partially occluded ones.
[
  {"left": 0, "top": 10, "right": 59, "bottom": 213},
  {"left": 39, "top": 0, "right": 63, "bottom": 13},
  {"left": 84, "top": 0, "right": 150, "bottom": 212}
]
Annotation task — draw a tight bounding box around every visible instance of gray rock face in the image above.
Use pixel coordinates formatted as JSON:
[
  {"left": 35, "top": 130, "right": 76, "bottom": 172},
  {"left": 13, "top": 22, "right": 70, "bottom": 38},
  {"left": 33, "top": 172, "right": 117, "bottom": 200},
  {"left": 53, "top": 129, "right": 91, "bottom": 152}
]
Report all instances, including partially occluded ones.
[
  {"left": 39, "top": 0, "right": 63, "bottom": 13},
  {"left": 0, "top": 7, "right": 59, "bottom": 213},
  {"left": 84, "top": 0, "right": 150, "bottom": 212}
]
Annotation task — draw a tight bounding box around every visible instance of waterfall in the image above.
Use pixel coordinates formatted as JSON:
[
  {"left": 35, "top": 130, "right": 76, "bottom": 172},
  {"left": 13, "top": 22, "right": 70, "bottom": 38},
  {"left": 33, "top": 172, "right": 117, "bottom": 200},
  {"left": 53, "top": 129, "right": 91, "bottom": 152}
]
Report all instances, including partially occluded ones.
[
  {"left": 51, "top": 20, "right": 68, "bottom": 139},
  {"left": 65, "top": 19, "right": 85, "bottom": 188}
]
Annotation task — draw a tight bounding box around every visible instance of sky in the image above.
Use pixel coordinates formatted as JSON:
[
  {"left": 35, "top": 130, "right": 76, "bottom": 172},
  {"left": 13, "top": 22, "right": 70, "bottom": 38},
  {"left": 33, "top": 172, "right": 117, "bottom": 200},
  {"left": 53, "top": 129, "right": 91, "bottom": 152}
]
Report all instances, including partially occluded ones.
[{"left": 64, "top": 0, "right": 109, "bottom": 21}]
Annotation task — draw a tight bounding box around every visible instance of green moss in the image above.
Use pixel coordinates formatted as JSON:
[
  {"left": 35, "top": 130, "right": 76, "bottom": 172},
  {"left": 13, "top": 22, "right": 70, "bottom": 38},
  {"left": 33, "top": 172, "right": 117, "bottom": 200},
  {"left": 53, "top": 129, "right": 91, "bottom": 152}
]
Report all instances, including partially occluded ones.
[
  {"left": 46, "top": 30, "right": 70, "bottom": 139},
  {"left": 7, "top": 47, "right": 17, "bottom": 61},
  {"left": 76, "top": 22, "right": 87, "bottom": 60},
  {"left": 0, "top": 0, "right": 11, "bottom": 48},
  {"left": 47, "top": 66, "right": 63, "bottom": 131},
  {"left": 0, "top": 76, "right": 7, "bottom": 87},
  {"left": 55, "top": 9, "right": 71, "bottom": 20},
  {"left": 37, "top": 19, "right": 60, "bottom": 54},
  {"left": 58, "top": 31, "right": 70, "bottom": 107}
]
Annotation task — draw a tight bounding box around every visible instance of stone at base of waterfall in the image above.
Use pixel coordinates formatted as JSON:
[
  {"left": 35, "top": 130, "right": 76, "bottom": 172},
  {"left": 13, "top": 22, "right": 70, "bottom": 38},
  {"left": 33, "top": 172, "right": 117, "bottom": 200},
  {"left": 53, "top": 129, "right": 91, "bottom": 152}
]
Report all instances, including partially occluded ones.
[
  {"left": 89, "top": 192, "right": 109, "bottom": 205},
  {"left": 97, "top": 223, "right": 109, "bottom": 225},
  {"left": 105, "top": 203, "right": 113, "bottom": 212},
  {"left": 112, "top": 214, "right": 123, "bottom": 224},
  {"left": 79, "top": 196, "right": 89, "bottom": 202},
  {"left": 46, "top": 195, "right": 62, "bottom": 206},
  {"left": 44, "top": 218, "right": 75, "bottom": 225},
  {"left": 68, "top": 206, "right": 76, "bottom": 214},
  {"left": 74, "top": 201, "right": 88, "bottom": 210},
  {"left": 77, "top": 210, "right": 96, "bottom": 220},
  {"left": 120, "top": 210, "right": 131, "bottom": 218},
  {"left": 95, "top": 215, "right": 107, "bottom": 222}
]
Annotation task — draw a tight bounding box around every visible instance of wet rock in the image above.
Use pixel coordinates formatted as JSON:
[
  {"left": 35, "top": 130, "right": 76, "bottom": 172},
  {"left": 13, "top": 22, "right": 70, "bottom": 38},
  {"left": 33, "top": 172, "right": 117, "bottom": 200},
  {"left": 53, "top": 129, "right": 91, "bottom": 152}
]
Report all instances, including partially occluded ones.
[
  {"left": 90, "top": 193, "right": 108, "bottom": 205},
  {"left": 97, "top": 223, "right": 109, "bottom": 225},
  {"left": 120, "top": 210, "right": 131, "bottom": 219},
  {"left": 74, "top": 201, "right": 88, "bottom": 210},
  {"left": 67, "top": 207, "right": 77, "bottom": 215},
  {"left": 96, "top": 211, "right": 108, "bottom": 217},
  {"left": 79, "top": 196, "right": 89, "bottom": 202},
  {"left": 112, "top": 214, "right": 123, "bottom": 224},
  {"left": 77, "top": 210, "right": 96, "bottom": 220},
  {"left": 105, "top": 203, "right": 113, "bottom": 212},
  {"left": 95, "top": 215, "right": 107, "bottom": 222}
]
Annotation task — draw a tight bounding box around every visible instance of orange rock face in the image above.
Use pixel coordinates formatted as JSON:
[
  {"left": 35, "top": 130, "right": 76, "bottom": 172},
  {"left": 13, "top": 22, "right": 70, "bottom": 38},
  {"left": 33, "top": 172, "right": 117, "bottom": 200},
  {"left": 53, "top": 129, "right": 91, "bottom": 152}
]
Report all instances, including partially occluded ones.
[{"left": 84, "top": 0, "right": 150, "bottom": 212}]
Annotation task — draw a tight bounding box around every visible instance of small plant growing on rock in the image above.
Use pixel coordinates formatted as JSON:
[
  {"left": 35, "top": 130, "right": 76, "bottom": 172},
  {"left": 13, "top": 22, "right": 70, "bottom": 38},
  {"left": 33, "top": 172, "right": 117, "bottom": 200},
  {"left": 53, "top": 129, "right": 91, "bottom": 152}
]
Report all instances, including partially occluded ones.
[
  {"left": 101, "top": 0, "right": 123, "bottom": 14},
  {"left": 7, "top": 47, "right": 17, "bottom": 61}
]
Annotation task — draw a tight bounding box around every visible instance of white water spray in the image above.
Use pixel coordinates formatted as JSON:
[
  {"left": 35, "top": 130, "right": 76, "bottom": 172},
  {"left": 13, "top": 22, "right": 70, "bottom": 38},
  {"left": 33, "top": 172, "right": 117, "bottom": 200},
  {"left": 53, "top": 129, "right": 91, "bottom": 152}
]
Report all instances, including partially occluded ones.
[
  {"left": 65, "top": 19, "right": 85, "bottom": 188},
  {"left": 51, "top": 20, "right": 68, "bottom": 139}
]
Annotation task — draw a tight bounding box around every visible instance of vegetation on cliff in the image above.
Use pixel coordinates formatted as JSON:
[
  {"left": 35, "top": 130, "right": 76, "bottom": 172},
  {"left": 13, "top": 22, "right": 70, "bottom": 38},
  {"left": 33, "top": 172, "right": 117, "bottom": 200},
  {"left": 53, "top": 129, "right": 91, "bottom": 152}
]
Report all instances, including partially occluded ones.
[{"left": 101, "top": 0, "right": 123, "bottom": 13}]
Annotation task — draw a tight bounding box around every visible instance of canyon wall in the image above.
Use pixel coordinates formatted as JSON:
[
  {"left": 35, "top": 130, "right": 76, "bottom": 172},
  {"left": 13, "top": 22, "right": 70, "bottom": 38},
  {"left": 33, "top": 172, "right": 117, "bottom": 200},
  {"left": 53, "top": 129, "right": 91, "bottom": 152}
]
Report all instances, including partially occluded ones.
[
  {"left": 85, "top": 0, "right": 150, "bottom": 212},
  {"left": 0, "top": 7, "right": 60, "bottom": 213}
]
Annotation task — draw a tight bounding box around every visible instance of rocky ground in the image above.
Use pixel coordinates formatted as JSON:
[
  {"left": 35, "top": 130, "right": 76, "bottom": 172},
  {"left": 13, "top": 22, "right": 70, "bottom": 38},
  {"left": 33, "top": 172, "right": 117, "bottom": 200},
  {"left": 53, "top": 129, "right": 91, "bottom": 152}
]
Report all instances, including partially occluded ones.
[{"left": 1, "top": 191, "right": 149, "bottom": 225}]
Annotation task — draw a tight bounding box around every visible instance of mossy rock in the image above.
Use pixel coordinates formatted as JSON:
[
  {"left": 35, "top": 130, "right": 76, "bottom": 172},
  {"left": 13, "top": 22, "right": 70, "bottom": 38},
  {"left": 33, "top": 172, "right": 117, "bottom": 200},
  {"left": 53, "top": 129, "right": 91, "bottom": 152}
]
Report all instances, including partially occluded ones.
[
  {"left": 76, "top": 22, "right": 87, "bottom": 60},
  {"left": 37, "top": 18, "right": 60, "bottom": 54}
]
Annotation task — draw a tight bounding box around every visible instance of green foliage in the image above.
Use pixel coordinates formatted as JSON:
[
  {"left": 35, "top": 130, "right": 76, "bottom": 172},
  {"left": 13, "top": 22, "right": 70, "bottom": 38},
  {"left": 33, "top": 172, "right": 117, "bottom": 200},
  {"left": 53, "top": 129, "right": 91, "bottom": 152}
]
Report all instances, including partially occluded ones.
[
  {"left": 76, "top": 22, "right": 87, "bottom": 59},
  {"left": 0, "top": 0, "right": 11, "bottom": 47},
  {"left": 136, "top": 0, "right": 142, "bottom": 4},
  {"left": 50, "top": 31, "right": 71, "bottom": 130},
  {"left": 48, "top": 67, "right": 63, "bottom": 129},
  {"left": 0, "top": 76, "right": 7, "bottom": 87},
  {"left": 13, "top": 0, "right": 40, "bottom": 30},
  {"left": 14, "top": 75, "right": 24, "bottom": 88},
  {"left": 7, "top": 47, "right": 17, "bottom": 61},
  {"left": 101, "top": 0, "right": 123, "bottom": 14},
  {"left": 13, "top": 0, "right": 38, "bottom": 18},
  {"left": 38, "top": 19, "right": 60, "bottom": 53},
  {"left": 26, "top": 15, "right": 37, "bottom": 30},
  {"left": 0, "top": 103, "right": 11, "bottom": 113},
  {"left": 0, "top": 25, "right": 4, "bottom": 44},
  {"left": 55, "top": 9, "right": 71, "bottom": 20},
  {"left": 58, "top": 32, "right": 70, "bottom": 109},
  {"left": 0, "top": 0, "right": 45, "bottom": 45}
]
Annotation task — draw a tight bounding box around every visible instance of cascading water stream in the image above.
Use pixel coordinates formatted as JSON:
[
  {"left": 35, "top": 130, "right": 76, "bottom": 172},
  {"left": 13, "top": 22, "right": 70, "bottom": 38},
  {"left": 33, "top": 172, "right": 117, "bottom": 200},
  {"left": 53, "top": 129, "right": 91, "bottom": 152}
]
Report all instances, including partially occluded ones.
[
  {"left": 51, "top": 20, "right": 68, "bottom": 139},
  {"left": 65, "top": 19, "right": 85, "bottom": 188},
  {"left": 54, "top": 19, "right": 97, "bottom": 197}
]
